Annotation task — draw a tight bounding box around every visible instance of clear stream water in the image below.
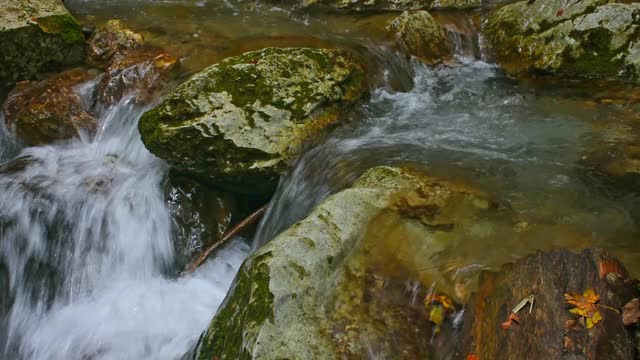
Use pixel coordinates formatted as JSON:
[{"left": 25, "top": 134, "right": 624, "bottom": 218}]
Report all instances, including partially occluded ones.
[{"left": 1, "top": 0, "right": 640, "bottom": 359}]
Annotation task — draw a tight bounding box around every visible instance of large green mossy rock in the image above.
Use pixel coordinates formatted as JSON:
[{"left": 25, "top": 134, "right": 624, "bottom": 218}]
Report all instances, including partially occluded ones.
[
  {"left": 486, "top": 0, "right": 640, "bottom": 81},
  {"left": 138, "top": 48, "right": 366, "bottom": 194},
  {"left": 192, "top": 166, "right": 492, "bottom": 359},
  {"left": 0, "top": 0, "right": 85, "bottom": 90}
]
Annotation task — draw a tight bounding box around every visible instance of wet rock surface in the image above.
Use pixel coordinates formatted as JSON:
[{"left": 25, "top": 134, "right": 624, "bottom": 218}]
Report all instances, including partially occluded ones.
[
  {"left": 166, "top": 175, "right": 236, "bottom": 268},
  {"left": 486, "top": 0, "right": 640, "bottom": 81},
  {"left": 300, "top": 0, "right": 482, "bottom": 12},
  {"left": 579, "top": 110, "right": 640, "bottom": 188},
  {"left": 138, "top": 47, "right": 367, "bottom": 194},
  {"left": 192, "top": 166, "right": 494, "bottom": 359},
  {"left": 96, "top": 47, "right": 178, "bottom": 106},
  {"left": 85, "top": 19, "right": 178, "bottom": 107},
  {"left": 387, "top": 11, "right": 453, "bottom": 64},
  {"left": 86, "top": 19, "right": 145, "bottom": 68},
  {"left": 2, "top": 68, "right": 98, "bottom": 145},
  {"left": 460, "top": 249, "right": 639, "bottom": 360},
  {"left": 0, "top": 0, "right": 85, "bottom": 92}
]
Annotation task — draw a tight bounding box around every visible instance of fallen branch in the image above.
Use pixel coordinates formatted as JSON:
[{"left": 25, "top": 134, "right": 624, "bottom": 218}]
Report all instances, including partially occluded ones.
[{"left": 183, "top": 203, "right": 269, "bottom": 274}]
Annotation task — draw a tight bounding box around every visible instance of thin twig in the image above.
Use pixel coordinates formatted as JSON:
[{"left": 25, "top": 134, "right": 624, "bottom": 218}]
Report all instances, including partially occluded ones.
[
  {"left": 183, "top": 203, "right": 269, "bottom": 274},
  {"left": 597, "top": 304, "right": 621, "bottom": 314}
]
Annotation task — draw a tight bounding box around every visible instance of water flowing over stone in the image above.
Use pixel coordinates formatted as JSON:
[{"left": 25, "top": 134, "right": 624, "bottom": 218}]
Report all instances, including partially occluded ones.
[
  {"left": 0, "top": 59, "right": 249, "bottom": 360},
  {"left": 300, "top": 0, "right": 481, "bottom": 12},
  {"left": 193, "top": 166, "right": 495, "bottom": 359},
  {"left": 2, "top": 69, "right": 99, "bottom": 145}
]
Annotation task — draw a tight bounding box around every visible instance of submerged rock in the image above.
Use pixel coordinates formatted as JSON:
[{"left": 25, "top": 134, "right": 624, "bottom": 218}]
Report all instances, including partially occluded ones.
[
  {"left": 460, "top": 249, "right": 639, "bottom": 359},
  {"left": 387, "top": 11, "right": 453, "bottom": 64},
  {"left": 2, "top": 69, "right": 98, "bottom": 145},
  {"left": 86, "top": 19, "right": 144, "bottom": 68},
  {"left": 0, "top": 0, "right": 85, "bottom": 90},
  {"left": 191, "top": 166, "right": 492, "bottom": 359},
  {"left": 580, "top": 114, "right": 640, "bottom": 186},
  {"left": 138, "top": 47, "right": 367, "bottom": 193},
  {"left": 486, "top": 0, "right": 640, "bottom": 82},
  {"left": 300, "top": 0, "right": 481, "bottom": 12},
  {"left": 96, "top": 47, "right": 178, "bottom": 106}
]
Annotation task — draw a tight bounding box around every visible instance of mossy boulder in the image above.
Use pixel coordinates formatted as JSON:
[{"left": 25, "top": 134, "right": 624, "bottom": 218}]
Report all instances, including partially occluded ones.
[
  {"left": 2, "top": 68, "right": 98, "bottom": 145},
  {"left": 138, "top": 47, "right": 367, "bottom": 194},
  {"left": 0, "top": 0, "right": 85, "bottom": 91},
  {"left": 486, "top": 0, "right": 640, "bottom": 81},
  {"left": 387, "top": 11, "right": 453, "bottom": 64},
  {"left": 191, "top": 166, "right": 493, "bottom": 359}
]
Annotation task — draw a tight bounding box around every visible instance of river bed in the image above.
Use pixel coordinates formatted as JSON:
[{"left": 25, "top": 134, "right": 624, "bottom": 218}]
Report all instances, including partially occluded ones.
[{"left": 1, "top": 0, "right": 639, "bottom": 358}]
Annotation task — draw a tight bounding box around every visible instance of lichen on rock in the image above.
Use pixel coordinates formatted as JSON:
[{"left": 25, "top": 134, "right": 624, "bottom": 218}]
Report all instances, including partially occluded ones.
[
  {"left": 486, "top": 0, "right": 640, "bottom": 81},
  {"left": 0, "top": 0, "right": 85, "bottom": 91},
  {"left": 138, "top": 47, "right": 367, "bottom": 193},
  {"left": 387, "top": 11, "right": 453, "bottom": 64}
]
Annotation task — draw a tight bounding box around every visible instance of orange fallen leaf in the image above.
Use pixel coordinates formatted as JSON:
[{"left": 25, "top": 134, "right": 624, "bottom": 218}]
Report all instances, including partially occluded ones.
[
  {"left": 466, "top": 355, "right": 480, "bottom": 360},
  {"left": 565, "top": 288, "right": 602, "bottom": 328},
  {"left": 424, "top": 294, "right": 455, "bottom": 313},
  {"left": 429, "top": 305, "right": 445, "bottom": 333},
  {"left": 501, "top": 312, "right": 520, "bottom": 330}
]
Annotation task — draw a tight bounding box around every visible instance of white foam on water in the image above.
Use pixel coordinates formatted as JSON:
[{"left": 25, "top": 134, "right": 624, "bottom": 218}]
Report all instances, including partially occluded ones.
[{"left": 0, "top": 81, "right": 249, "bottom": 359}]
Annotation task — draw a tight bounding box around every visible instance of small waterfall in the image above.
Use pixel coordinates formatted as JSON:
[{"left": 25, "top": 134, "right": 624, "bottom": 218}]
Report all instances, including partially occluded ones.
[{"left": 0, "top": 72, "right": 248, "bottom": 359}]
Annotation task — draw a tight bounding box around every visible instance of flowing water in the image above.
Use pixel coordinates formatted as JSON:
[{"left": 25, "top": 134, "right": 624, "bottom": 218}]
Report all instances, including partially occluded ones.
[
  {"left": 1, "top": 0, "right": 640, "bottom": 359},
  {"left": 0, "top": 90, "right": 250, "bottom": 358}
]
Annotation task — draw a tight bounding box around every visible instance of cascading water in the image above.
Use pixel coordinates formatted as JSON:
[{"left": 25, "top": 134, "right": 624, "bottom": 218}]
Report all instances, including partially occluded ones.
[
  {"left": 2, "top": 0, "right": 640, "bottom": 358},
  {"left": 256, "top": 57, "right": 640, "bottom": 268},
  {"left": 0, "top": 78, "right": 249, "bottom": 359}
]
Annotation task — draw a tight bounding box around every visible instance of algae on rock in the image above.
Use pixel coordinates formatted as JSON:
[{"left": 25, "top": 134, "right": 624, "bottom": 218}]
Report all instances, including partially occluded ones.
[
  {"left": 192, "top": 166, "right": 493, "bottom": 359},
  {"left": 387, "top": 11, "right": 453, "bottom": 64},
  {"left": 486, "top": 0, "right": 640, "bottom": 81},
  {"left": 138, "top": 47, "right": 367, "bottom": 193},
  {"left": 0, "top": 0, "right": 85, "bottom": 91}
]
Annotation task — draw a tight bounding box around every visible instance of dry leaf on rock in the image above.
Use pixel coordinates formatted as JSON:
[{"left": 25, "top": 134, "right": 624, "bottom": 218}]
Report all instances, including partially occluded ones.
[{"left": 565, "top": 289, "right": 602, "bottom": 329}]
